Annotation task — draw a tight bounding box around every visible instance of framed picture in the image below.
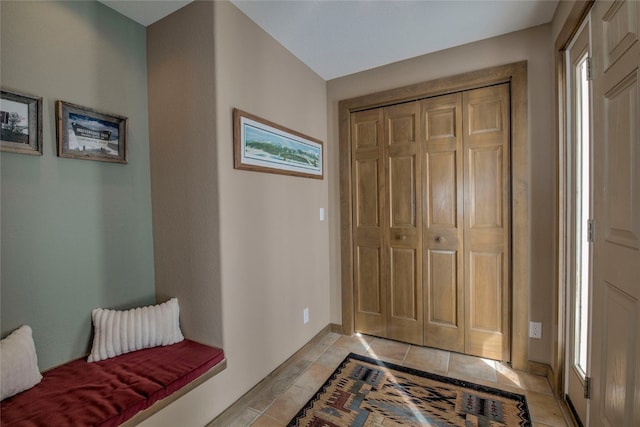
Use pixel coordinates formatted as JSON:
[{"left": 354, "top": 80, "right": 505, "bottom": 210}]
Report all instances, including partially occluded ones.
[
  {"left": 233, "top": 108, "right": 323, "bottom": 179},
  {"left": 56, "top": 101, "right": 128, "bottom": 164},
  {"left": 1, "top": 88, "right": 43, "bottom": 155}
]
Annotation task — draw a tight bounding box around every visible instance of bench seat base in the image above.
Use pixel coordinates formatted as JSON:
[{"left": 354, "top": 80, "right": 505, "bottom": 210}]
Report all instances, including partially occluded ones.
[{"left": 1, "top": 339, "right": 225, "bottom": 427}]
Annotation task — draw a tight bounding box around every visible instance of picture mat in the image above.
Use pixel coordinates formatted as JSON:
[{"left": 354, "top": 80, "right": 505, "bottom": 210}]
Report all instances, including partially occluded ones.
[
  {"left": 66, "top": 112, "right": 119, "bottom": 155},
  {"left": 240, "top": 116, "right": 322, "bottom": 176},
  {"left": 0, "top": 89, "right": 42, "bottom": 155},
  {"left": 1, "top": 99, "right": 29, "bottom": 143}
]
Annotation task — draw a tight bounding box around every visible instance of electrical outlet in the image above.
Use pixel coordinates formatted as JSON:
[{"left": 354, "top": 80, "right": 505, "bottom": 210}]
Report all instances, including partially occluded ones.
[
  {"left": 529, "top": 321, "right": 542, "bottom": 339},
  {"left": 303, "top": 307, "right": 309, "bottom": 324}
]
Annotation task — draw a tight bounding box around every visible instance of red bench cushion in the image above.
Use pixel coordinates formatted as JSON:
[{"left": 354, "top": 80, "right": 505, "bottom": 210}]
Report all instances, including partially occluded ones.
[{"left": 1, "top": 339, "right": 224, "bottom": 427}]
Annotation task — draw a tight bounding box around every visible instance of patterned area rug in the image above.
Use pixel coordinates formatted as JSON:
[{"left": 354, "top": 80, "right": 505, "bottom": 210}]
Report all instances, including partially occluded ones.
[{"left": 288, "top": 353, "right": 532, "bottom": 427}]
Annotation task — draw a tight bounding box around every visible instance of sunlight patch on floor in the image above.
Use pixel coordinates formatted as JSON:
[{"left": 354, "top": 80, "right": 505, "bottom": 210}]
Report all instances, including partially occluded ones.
[{"left": 354, "top": 333, "right": 431, "bottom": 424}]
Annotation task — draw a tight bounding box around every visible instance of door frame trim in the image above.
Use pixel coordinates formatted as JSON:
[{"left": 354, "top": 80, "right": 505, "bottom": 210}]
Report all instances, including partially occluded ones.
[
  {"left": 339, "top": 61, "right": 529, "bottom": 370},
  {"left": 553, "top": 0, "right": 595, "bottom": 398}
]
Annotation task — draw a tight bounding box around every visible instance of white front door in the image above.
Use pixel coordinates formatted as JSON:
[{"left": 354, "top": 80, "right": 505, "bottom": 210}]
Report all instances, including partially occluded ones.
[
  {"left": 565, "top": 17, "right": 592, "bottom": 425},
  {"left": 590, "top": 1, "right": 640, "bottom": 426}
]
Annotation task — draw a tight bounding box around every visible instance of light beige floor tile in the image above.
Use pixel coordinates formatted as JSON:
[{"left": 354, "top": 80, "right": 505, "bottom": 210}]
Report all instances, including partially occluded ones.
[
  {"left": 207, "top": 400, "right": 260, "bottom": 427},
  {"left": 249, "top": 356, "right": 311, "bottom": 410},
  {"left": 243, "top": 357, "right": 311, "bottom": 412},
  {"left": 497, "top": 363, "right": 553, "bottom": 395},
  {"left": 292, "top": 361, "right": 335, "bottom": 393},
  {"left": 299, "top": 340, "right": 331, "bottom": 363},
  {"left": 207, "top": 407, "right": 260, "bottom": 427},
  {"left": 524, "top": 390, "right": 569, "bottom": 427},
  {"left": 244, "top": 374, "right": 292, "bottom": 412},
  {"left": 271, "top": 356, "right": 312, "bottom": 382},
  {"left": 403, "top": 345, "right": 450, "bottom": 374},
  {"left": 315, "top": 345, "right": 354, "bottom": 370},
  {"left": 367, "top": 338, "right": 410, "bottom": 364},
  {"left": 263, "top": 384, "right": 315, "bottom": 423},
  {"left": 318, "top": 331, "right": 341, "bottom": 347},
  {"left": 448, "top": 352, "right": 498, "bottom": 383},
  {"left": 332, "top": 334, "right": 374, "bottom": 354},
  {"left": 250, "top": 413, "right": 284, "bottom": 427},
  {"left": 296, "top": 331, "right": 341, "bottom": 364}
]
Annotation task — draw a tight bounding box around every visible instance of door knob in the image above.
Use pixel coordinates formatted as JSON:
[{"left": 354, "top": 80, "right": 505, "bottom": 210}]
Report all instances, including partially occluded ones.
[
  {"left": 397, "top": 235, "right": 407, "bottom": 240},
  {"left": 435, "top": 236, "right": 443, "bottom": 242}
]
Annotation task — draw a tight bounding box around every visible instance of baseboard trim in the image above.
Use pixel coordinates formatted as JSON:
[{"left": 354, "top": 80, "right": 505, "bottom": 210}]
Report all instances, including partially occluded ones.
[
  {"left": 527, "top": 360, "right": 550, "bottom": 376},
  {"left": 329, "top": 323, "right": 343, "bottom": 334}
]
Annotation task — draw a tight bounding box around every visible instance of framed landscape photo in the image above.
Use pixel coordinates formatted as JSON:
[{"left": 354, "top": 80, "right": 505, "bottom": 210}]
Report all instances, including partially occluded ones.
[
  {"left": 1, "top": 89, "right": 43, "bottom": 155},
  {"left": 56, "top": 101, "right": 128, "bottom": 164},
  {"left": 233, "top": 109, "right": 323, "bottom": 179}
]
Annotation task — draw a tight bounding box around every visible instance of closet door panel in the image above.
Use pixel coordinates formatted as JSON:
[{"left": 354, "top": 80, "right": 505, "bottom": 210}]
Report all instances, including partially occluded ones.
[
  {"left": 352, "top": 109, "right": 387, "bottom": 338},
  {"left": 427, "top": 249, "right": 458, "bottom": 325},
  {"left": 467, "top": 250, "right": 504, "bottom": 357},
  {"left": 389, "top": 155, "right": 416, "bottom": 228},
  {"left": 421, "top": 94, "right": 465, "bottom": 352},
  {"left": 385, "top": 103, "right": 423, "bottom": 345},
  {"left": 463, "top": 84, "right": 511, "bottom": 361},
  {"left": 355, "top": 246, "right": 382, "bottom": 315},
  {"left": 390, "top": 247, "right": 418, "bottom": 320},
  {"left": 468, "top": 146, "right": 504, "bottom": 229},
  {"left": 426, "top": 151, "right": 457, "bottom": 227},
  {"left": 355, "top": 158, "right": 380, "bottom": 228}
]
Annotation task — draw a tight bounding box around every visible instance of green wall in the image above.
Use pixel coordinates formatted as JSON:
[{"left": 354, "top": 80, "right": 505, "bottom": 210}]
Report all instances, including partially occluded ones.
[{"left": 0, "top": 0, "right": 155, "bottom": 370}]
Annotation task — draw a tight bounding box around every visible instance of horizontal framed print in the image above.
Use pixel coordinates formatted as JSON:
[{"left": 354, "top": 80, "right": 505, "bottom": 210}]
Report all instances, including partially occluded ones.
[
  {"left": 233, "top": 108, "right": 323, "bottom": 179},
  {"left": 56, "top": 101, "right": 128, "bottom": 164},
  {"left": 1, "top": 88, "right": 43, "bottom": 155}
]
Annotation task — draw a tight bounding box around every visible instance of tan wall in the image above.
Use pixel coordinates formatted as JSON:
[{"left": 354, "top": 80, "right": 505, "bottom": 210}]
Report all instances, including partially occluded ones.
[
  {"left": 147, "top": 0, "right": 223, "bottom": 350},
  {"left": 326, "top": 24, "right": 556, "bottom": 364},
  {"left": 144, "top": 1, "right": 329, "bottom": 424},
  {"left": 214, "top": 0, "right": 329, "bottom": 384}
]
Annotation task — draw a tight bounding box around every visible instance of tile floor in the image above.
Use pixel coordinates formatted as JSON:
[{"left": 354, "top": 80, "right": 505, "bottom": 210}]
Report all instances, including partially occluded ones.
[{"left": 208, "top": 331, "right": 573, "bottom": 427}]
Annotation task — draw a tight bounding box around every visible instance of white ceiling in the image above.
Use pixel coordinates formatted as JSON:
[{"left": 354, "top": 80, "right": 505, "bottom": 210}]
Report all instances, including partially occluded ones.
[
  {"left": 100, "top": 0, "right": 558, "bottom": 81},
  {"left": 99, "top": 0, "right": 193, "bottom": 27}
]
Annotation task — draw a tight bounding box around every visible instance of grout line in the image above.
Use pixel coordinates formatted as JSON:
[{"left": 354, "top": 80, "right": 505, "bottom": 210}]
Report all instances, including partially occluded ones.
[
  {"left": 444, "top": 350, "right": 451, "bottom": 376},
  {"left": 246, "top": 408, "right": 261, "bottom": 426},
  {"left": 400, "top": 345, "right": 411, "bottom": 365},
  {"left": 255, "top": 384, "right": 289, "bottom": 422},
  {"left": 248, "top": 335, "right": 340, "bottom": 422}
]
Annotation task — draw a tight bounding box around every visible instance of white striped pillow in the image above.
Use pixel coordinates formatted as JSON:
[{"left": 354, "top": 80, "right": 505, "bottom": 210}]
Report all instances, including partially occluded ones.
[{"left": 88, "top": 298, "right": 184, "bottom": 362}]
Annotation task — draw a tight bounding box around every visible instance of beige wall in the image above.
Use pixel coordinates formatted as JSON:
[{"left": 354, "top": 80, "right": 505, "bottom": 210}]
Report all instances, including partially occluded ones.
[
  {"left": 214, "top": 0, "right": 329, "bottom": 404},
  {"left": 147, "top": 0, "right": 222, "bottom": 350},
  {"left": 326, "top": 24, "right": 556, "bottom": 364},
  {"left": 144, "top": 1, "right": 329, "bottom": 424}
]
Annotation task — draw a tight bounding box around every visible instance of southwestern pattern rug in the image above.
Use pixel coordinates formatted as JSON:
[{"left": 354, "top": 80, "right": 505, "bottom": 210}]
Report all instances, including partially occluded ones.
[{"left": 288, "top": 353, "right": 532, "bottom": 427}]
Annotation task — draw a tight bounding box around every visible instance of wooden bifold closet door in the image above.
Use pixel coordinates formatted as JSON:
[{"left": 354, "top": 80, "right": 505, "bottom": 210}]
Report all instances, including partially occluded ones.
[{"left": 352, "top": 83, "right": 510, "bottom": 361}]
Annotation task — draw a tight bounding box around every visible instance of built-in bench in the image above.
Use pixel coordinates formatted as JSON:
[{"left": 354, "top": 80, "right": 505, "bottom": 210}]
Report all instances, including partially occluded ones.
[{"left": 0, "top": 339, "right": 226, "bottom": 427}]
